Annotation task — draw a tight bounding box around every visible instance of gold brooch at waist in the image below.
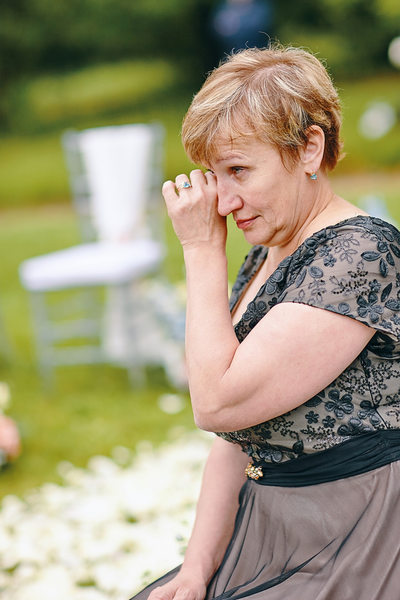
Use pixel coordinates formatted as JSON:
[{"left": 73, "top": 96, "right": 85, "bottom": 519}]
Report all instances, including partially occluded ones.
[{"left": 245, "top": 462, "right": 263, "bottom": 480}]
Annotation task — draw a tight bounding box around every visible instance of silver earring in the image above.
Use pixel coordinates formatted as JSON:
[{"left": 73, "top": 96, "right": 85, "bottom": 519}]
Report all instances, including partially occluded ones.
[{"left": 310, "top": 173, "right": 317, "bottom": 181}]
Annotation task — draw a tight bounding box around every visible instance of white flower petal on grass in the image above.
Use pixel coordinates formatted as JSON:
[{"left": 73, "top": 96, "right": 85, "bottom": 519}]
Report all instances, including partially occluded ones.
[
  {"left": 11, "top": 565, "right": 76, "bottom": 600},
  {"left": 91, "top": 561, "right": 131, "bottom": 594},
  {"left": 57, "top": 460, "right": 75, "bottom": 478},
  {"left": 0, "top": 430, "right": 213, "bottom": 600},
  {"left": 0, "top": 528, "right": 13, "bottom": 557},
  {"left": 0, "top": 493, "right": 26, "bottom": 523},
  {"left": 111, "top": 445, "right": 132, "bottom": 465},
  {"left": 74, "top": 588, "right": 109, "bottom": 600},
  {"left": 88, "top": 455, "right": 121, "bottom": 476},
  {"left": 0, "top": 570, "right": 11, "bottom": 592}
]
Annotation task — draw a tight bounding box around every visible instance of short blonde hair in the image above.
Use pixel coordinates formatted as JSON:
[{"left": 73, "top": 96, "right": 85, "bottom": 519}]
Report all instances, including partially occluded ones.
[{"left": 182, "top": 45, "right": 343, "bottom": 171}]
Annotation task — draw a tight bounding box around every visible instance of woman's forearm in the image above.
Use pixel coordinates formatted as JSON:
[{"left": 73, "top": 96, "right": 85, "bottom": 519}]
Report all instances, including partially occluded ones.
[
  {"left": 179, "top": 437, "right": 248, "bottom": 585},
  {"left": 162, "top": 171, "right": 240, "bottom": 429},
  {"left": 183, "top": 246, "right": 240, "bottom": 428}
]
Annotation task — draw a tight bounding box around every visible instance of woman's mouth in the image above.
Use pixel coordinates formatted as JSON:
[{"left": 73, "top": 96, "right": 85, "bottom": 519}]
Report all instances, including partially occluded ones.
[{"left": 235, "top": 217, "right": 256, "bottom": 230}]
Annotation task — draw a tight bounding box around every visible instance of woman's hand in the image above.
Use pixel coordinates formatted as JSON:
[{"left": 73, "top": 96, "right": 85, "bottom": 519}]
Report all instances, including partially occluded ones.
[
  {"left": 162, "top": 169, "right": 227, "bottom": 251},
  {"left": 145, "top": 439, "right": 246, "bottom": 600},
  {"left": 148, "top": 571, "right": 206, "bottom": 600}
]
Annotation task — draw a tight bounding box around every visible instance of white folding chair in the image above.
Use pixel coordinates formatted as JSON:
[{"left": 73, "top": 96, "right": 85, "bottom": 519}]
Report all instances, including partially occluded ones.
[{"left": 19, "top": 123, "right": 166, "bottom": 384}]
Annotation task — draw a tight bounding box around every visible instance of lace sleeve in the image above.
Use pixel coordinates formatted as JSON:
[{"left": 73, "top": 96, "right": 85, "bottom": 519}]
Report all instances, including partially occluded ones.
[{"left": 281, "top": 218, "right": 400, "bottom": 341}]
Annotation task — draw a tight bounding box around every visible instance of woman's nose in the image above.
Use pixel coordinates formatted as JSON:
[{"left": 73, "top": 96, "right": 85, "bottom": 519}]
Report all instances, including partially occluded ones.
[{"left": 217, "top": 181, "right": 243, "bottom": 216}]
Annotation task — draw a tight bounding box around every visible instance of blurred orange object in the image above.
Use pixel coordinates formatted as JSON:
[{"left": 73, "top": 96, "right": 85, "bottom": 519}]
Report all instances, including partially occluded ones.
[{"left": 0, "top": 415, "right": 21, "bottom": 463}]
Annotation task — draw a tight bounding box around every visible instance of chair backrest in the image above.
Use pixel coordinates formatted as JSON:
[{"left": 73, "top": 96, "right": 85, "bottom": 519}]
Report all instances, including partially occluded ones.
[{"left": 62, "top": 123, "right": 164, "bottom": 242}]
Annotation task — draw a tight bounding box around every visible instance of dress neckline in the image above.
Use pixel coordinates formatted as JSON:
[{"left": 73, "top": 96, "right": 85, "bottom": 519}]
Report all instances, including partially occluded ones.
[{"left": 230, "top": 214, "right": 391, "bottom": 318}]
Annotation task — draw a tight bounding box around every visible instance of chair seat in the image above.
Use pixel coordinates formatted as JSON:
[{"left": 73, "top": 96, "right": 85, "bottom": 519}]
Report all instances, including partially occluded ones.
[{"left": 20, "top": 239, "right": 163, "bottom": 291}]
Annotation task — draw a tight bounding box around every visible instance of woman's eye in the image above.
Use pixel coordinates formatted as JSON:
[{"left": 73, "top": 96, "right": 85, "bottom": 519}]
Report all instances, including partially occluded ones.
[{"left": 231, "top": 166, "right": 244, "bottom": 174}]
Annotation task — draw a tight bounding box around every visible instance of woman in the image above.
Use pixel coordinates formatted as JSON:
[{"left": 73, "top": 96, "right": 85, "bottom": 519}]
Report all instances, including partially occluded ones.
[{"left": 131, "top": 45, "right": 400, "bottom": 599}]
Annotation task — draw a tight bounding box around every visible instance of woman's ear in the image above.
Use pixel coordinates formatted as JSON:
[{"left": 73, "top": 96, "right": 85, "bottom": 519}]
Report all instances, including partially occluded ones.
[{"left": 301, "top": 125, "right": 325, "bottom": 175}]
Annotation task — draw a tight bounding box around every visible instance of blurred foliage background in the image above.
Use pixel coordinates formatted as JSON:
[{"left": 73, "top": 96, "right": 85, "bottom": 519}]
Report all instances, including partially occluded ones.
[
  {"left": 1, "top": 0, "right": 400, "bottom": 205},
  {"left": 0, "top": 0, "right": 400, "bottom": 499}
]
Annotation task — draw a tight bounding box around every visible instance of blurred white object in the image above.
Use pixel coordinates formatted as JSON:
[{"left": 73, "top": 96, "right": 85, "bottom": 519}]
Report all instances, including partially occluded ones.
[
  {"left": 157, "top": 393, "right": 185, "bottom": 415},
  {"left": 0, "top": 382, "right": 10, "bottom": 412},
  {"left": 358, "top": 194, "right": 399, "bottom": 227},
  {"left": 358, "top": 101, "right": 396, "bottom": 139},
  {"left": 103, "top": 279, "right": 187, "bottom": 389},
  {"left": 19, "top": 123, "right": 166, "bottom": 385},
  {"left": 388, "top": 36, "right": 400, "bottom": 69}
]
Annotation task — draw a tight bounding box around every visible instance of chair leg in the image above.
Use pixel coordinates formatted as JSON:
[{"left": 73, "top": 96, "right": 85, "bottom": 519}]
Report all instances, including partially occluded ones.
[
  {"left": 29, "top": 283, "right": 154, "bottom": 387},
  {"left": 101, "top": 284, "right": 145, "bottom": 386},
  {"left": 122, "top": 282, "right": 146, "bottom": 387},
  {"left": 28, "top": 291, "right": 55, "bottom": 386}
]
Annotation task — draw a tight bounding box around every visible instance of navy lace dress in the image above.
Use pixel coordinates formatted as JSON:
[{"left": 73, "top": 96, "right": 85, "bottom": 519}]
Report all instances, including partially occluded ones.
[{"left": 130, "top": 216, "right": 400, "bottom": 600}]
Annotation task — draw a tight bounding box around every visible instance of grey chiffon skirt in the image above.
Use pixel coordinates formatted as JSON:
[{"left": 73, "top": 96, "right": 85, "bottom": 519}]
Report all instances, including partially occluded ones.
[{"left": 130, "top": 435, "right": 400, "bottom": 600}]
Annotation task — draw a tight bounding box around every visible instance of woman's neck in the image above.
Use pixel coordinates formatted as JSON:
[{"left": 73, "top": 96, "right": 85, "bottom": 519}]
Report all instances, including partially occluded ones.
[{"left": 267, "top": 191, "right": 368, "bottom": 275}]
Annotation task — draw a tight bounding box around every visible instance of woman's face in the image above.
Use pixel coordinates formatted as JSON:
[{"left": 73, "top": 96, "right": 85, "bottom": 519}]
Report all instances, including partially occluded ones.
[{"left": 208, "top": 135, "right": 309, "bottom": 248}]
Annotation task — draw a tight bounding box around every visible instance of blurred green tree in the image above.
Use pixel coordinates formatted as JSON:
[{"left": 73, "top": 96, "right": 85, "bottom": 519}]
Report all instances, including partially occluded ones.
[
  {"left": 0, "top": 0, "right": 216, "bottom": 127},
  {"left": 275, "top": 0, "right": 400, "bottom": 77},
  {"left": 0, "top": 0, "right": 400, "bottom": 129}
]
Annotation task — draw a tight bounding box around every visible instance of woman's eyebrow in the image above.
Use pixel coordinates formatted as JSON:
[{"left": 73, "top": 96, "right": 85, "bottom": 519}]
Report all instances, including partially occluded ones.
[{"left": 214, "top": 152, "right": 248, "bottom": 163}]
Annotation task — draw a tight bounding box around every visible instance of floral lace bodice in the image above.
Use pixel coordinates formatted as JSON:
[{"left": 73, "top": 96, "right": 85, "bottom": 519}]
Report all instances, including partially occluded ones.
[{"left": 216, "top": 216, "right": 400, "bottom": 463}]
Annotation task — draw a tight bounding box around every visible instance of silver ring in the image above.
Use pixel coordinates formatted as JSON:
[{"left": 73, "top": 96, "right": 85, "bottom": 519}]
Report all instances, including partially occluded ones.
[{"left": 177, "top": 181, "right": 192, "bottom": 191}]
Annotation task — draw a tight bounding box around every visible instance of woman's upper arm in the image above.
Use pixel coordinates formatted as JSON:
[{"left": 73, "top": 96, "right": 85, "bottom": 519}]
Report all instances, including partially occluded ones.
[{"left": 194, "top": 302, "right": 375, "bottom": 432}]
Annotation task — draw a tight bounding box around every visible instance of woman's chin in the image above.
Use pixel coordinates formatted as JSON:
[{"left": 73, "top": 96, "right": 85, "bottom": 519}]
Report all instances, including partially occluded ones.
[{"left": 241, "top": 228, "right": 273, "bottom": 247}]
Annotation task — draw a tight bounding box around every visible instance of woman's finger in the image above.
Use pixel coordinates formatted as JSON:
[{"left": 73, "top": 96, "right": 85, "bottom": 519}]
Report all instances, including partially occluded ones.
[
  {"left": 175, "top": 173, "right": 192, "bottom": 193},
  {"left": 188, "top": 168, "right": 206, "bottom": 186},
  {"left": 176, "top": 180, "right": 193, "bottom": 193},
  {"left": 162, "top": 180, "right": 179, "bottom": 201},
  {"left": 204, "top": 170, "right": 216, "bottom": 184}
]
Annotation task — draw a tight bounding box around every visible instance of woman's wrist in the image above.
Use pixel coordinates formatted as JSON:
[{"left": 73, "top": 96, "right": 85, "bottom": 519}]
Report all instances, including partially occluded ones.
[
  {"left": 179, "top": 556, "right": 218, "bottom": 587},
  {"left": 183, "top": 244, "right": 228, "bottom": 281},
  {"left": 183, "top": 240, "right": 227, "bottom": 260}
]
